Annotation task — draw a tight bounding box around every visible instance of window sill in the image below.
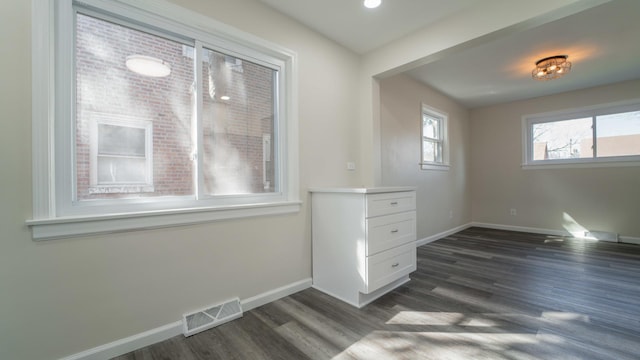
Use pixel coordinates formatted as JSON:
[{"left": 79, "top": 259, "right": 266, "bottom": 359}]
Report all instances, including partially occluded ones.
[
  {"left": 420, "top": 163, "right": 450, "bottom": 171},
  {"left": 522, "top": 159, "right": 640, "bottom": 170},
  {"left": 26, "top": 201, "right": 302, "bottom": 241}
]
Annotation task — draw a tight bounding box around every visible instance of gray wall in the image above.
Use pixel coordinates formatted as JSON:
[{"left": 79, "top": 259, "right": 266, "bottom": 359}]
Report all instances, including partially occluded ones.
[
  {"left": 380, "top": 74, "right": 472, "bottom": 240},
  {"left": 471, "top": 79, "right": 640, "bottom": 238}
]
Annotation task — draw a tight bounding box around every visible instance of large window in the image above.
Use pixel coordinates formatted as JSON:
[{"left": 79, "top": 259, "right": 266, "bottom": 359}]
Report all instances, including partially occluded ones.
[
  {"left": 523, "top": 101, "right": 640, "bottom": 167},
  {"left": 420, "top": 104, "right": 449, "bottom": 170},
  {"left": 28, "top": 0, "right": 299, "bottom": 239}
]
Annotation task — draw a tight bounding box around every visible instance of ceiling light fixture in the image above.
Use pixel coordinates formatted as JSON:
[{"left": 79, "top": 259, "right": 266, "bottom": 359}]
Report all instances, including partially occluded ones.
[
  {"left": 532, "top": 55, "right": 571, "bottom": 81},
  {"left": 126, "top": 55, "right": 171, "bottom": 77},
  {"left": 364, "top": 0, "right": 381, "bottom": 9}
]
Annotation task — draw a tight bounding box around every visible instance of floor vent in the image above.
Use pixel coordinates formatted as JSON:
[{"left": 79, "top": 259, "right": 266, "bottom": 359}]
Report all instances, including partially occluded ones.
[{"left": 183, "top": 298, "right": 243, "bottom": 337}]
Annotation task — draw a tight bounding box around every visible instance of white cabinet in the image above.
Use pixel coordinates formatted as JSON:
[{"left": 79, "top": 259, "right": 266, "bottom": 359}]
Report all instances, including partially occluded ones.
[{"left": 310, "top": 187, "right": 417, "bottom": 308}]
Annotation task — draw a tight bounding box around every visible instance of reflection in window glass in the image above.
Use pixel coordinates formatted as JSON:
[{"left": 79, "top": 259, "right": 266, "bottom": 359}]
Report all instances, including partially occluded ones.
[{"left": 201, "top": 48, "right": 277, "bottom": 195}]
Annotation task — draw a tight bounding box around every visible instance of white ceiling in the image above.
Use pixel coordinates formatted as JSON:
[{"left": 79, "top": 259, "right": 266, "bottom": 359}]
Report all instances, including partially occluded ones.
[
  {"left": 406, "top": 0, "right": 640, "bottom": 108},
  {"left": 259, "top": 0, "right": 640, "bottom": 109},
  {"left": 259, "top": 0, "right": 479, "bottom": 54}
]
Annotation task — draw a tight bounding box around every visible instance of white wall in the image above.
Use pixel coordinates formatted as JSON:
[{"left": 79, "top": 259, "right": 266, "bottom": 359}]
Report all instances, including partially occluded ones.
[
  {"left": 380, "top": 74, "right": 471, "bottom": 240},
  {"left": 471, "top": 79, "right": 640, "bottom": 238},
  {"left": 0, "top": 0, "right": 360, "bottom": 359}
]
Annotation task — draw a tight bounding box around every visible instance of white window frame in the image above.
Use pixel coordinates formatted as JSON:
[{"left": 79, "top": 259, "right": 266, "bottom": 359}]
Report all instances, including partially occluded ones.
[
  {"left": 522, "top": 100, "right": 640, "bottom": 169},
  {"left": 89, "top": 114, "right": 154, "bottom": 194},
  {"left": 420, "top": 104, "right": 449, "bottom": 171},
  {"left": 28, "top": 0, "right": 300, "bottom": 240}
]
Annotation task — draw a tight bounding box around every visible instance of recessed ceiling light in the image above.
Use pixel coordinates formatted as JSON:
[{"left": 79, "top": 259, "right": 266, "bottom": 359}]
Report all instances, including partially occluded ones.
[
  {"left": 126, "top": 55, "right": 171, "bottom": 77},
  {"left": 364, "top": 0, "right": 381, "bottom": 9}
]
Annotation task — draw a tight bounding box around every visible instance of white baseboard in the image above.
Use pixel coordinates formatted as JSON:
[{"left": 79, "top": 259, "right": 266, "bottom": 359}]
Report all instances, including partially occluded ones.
[
  {"left": 471, "top": 222, "right": 640, "bottom": 245},
  {"left": 416, "top": 223, "right": 472, "bottom": 246},
  {"left": 60, "top": 278, "right": 312, "bottom": 360},
  {"left": 59, "top": 321, "right": 183, "bottom": 360},
  {"left": 620, "top": 236, "right": 640, "bottom": 245},
  {"left": 241, "top": 278, "right": 312, "bottom": 311},
  {"left": 470, "top": 222, "right": 571, "bottom": 237},
  {"left": 413, "top": 222, "right": 640, "bottom": 247}
]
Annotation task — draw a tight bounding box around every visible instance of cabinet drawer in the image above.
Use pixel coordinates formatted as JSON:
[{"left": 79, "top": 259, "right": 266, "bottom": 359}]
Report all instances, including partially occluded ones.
[
  {"left": 366, "top": 192, "right": 416, "bottom": 218},
  {"left": 363, "top": 242, "right": 416, "bottom": 294},
  {"left": 366, "top": 211, "right": 416, "bottom": 256}
]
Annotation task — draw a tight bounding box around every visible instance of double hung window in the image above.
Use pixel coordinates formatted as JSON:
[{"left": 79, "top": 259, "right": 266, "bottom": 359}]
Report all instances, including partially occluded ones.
[
  {"left": 29, "top": 0, "right": 299, "bottom": 239},
  {"left": 420, "top": 105, "right": 449, "bottom": 170}
]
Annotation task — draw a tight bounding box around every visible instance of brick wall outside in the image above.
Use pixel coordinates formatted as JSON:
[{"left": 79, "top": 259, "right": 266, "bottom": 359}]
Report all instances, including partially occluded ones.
[{"left": 75, "top": 13, "right": 274, "bottom": 201}]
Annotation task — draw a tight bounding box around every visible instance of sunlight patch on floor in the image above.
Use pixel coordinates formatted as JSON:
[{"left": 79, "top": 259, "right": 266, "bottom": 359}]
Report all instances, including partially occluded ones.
[
  {"left": 386, "top": 311, "right": 503, "bottom": 327},
  {"left": 542, "top": 311, "right": 590, "bottom": 322},
  {"left": 332, "top": 330, "right": 542, "bottom": 360}
]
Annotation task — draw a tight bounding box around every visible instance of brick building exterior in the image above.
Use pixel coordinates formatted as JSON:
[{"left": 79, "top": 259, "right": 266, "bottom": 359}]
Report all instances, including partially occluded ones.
[{"left": 75, "top": 14, "right": 275, "bottom": 201}]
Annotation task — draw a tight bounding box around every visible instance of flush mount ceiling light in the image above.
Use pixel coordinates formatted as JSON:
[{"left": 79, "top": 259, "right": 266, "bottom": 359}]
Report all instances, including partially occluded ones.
[
  {"left": 532, "top": 55, "right": 571, "bottom": 81},
  {"left": 126, "top": 55, "right": 171, "bottom": 77},
  {"left": 364, "top": 0, "right": 381, "bottom": 9}
]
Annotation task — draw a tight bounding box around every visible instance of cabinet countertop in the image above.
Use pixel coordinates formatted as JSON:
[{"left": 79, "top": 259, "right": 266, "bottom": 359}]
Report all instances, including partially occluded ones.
[{"left": 308, "top": 186, "right": 416, "bottom": 194}]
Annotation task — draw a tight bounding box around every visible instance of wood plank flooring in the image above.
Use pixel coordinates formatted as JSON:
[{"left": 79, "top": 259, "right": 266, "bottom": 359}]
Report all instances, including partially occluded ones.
[{"left": 113, "top": 227, "right": 640, "bottom": 359}]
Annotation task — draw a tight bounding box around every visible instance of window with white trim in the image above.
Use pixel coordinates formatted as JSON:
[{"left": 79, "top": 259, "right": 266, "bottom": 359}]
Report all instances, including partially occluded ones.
[
  {"left": 421, "top": 104, "right": 449, "bottom": 170},
  {"left": 523, "top": 101, "right": 640, "bottom": 168},
  {"left": 28, "top": 0, "right": 299, "bottom": 240},
  {"left": 90, "top": 115, "right": 154, "bottom": 194}
]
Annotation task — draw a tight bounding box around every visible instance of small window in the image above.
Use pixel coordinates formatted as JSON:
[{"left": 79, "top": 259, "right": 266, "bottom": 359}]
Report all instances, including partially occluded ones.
[
  {"left": 523, "top": 101, "right": 640, "bottom": 168},
  {"left": 421, "top": 104, "right": 449, "bottom": 170},
  {"left": 89, "top": 115, "right": 154, "bottom": 195}
]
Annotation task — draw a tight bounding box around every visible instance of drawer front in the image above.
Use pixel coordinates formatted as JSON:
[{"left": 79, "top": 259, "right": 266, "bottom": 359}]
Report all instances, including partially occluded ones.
[
  {"left": 366, "top": 191, "right": 416, "bottom": 218},
  {"left": 366, "top": 211, "right": 416, "bottom": 256},
  {"left": 364, "top": 242, "right": 416, "bottom": 294}
]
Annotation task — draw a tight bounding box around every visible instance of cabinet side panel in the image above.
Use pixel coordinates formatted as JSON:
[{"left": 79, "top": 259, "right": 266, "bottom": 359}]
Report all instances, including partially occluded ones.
[{"left": 311, "top": 192, "right": 366, "bottom": 304}]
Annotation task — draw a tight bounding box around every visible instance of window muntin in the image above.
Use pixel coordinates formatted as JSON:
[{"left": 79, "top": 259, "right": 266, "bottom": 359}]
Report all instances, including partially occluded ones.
[
  {"left": 421, "top": 105, "right": 448, "bottom": 168},
  {"left": 524, "top": 103, "right": 640, "bottom": 166}
]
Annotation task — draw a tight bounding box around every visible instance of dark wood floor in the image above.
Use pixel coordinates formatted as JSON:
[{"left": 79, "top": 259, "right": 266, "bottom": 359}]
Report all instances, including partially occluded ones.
[{"left": 114, "top": 227, "right": 640, "bottom": 359}]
